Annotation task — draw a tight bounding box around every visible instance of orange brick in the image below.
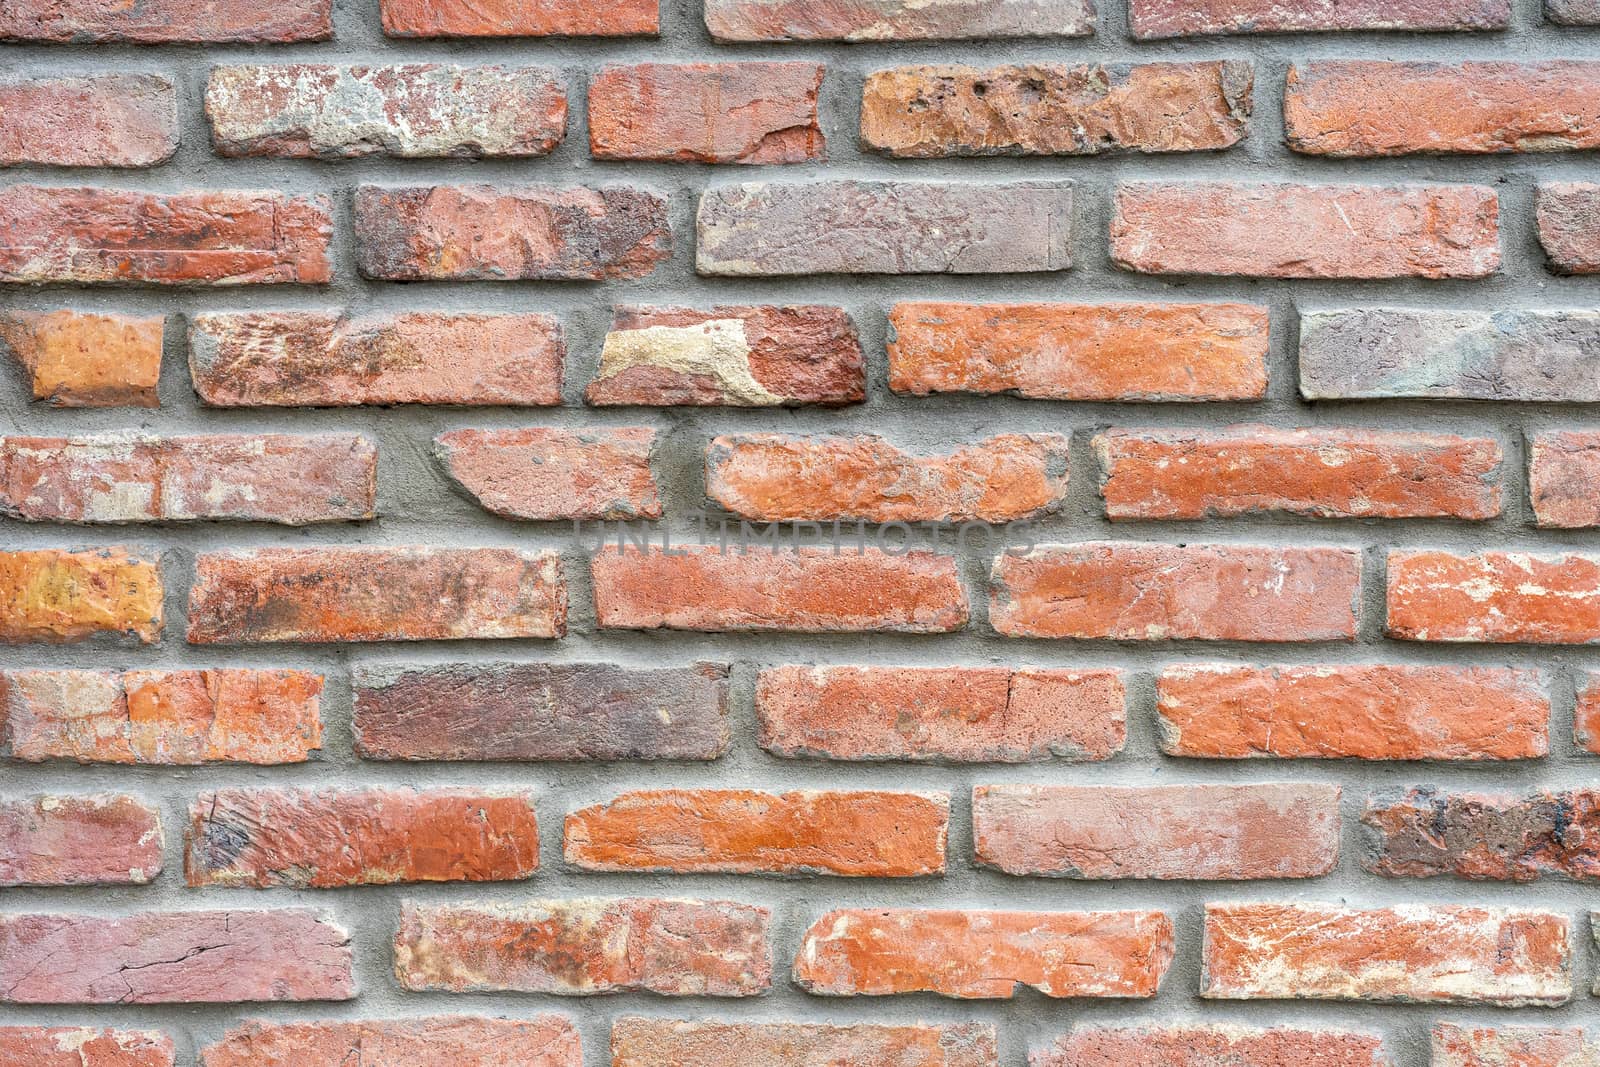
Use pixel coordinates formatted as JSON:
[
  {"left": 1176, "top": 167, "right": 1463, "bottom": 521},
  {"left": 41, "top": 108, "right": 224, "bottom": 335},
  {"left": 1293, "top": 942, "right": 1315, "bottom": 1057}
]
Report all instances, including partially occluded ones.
[
  {"left": 0, "top": 548, "right": 162, "bottom": 645},
  {"left": 1036, "top": 1026, "right": 1390, "bottom": 1067},
  {"left": 0, "top": 1029, "right": 173, "bottom": 1067},
  {"left": 0, "top": 311, "right": 162, "bottom": 408},
  {"left": 1132, "top": 0, "right": 1507, "bottom": 35},
  {"left": 1530, "top": 431, "right": 1600, "bottom": 528},
  {"left": 203, "top": 1018, "right": 580, "bottom": 1067},
  {"left": 1431, "top": 1023, "right": 1595, "bottom": 1067},
  {"left": 381, "top": 0, "right": 657, "bottom": 36},
  {"left": 590, "top": 63, "right": 823, "bottom": 163},
  {"left": 611, "top": 1019, "right": 998, "bottom": 1067},
  {"left": 1387, "top": 550, "right": 1600, "bottom": 644},
  {"left": 1579, "top": 672, "right": 1600, "bottom": 755},
  {"left": 436, "top": 428, "right": 660, "bottom": 521}
]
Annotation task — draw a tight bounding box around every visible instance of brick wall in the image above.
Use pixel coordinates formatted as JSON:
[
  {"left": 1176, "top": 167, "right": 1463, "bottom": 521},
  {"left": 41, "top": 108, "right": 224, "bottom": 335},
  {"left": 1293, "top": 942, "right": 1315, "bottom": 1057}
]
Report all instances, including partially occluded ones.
[{"left": 1, "top": 0, "right": 1599, "bottom": 1064}]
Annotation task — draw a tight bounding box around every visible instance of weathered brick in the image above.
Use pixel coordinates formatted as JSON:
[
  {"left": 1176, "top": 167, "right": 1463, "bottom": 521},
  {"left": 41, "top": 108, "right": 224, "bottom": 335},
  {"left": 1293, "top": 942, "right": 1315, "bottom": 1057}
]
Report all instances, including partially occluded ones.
[
  {"left": 612, "top": 1019, "right": 999, "bottom": 1067},
  {"left": 1112, "top": 182, "right": 1499, "bottom": 279},
  {"left": 188, "top": 547, "right": 565, "bottom": 643},
  {"left": 1094, "top": 427, "right": 1502, "bottom": 520},
  {"left": 381, "top": 0, "right": 657, "bottom": 36},
  {"left": 974, "top": 783, "right": 1340, "bottom": 879},
  {"left": 0, "top": 0, "right": 331, "bottom": 41},
  {"left": 1202, "top": 903, "right": 1571, "bottom": 1004},
  {"left": 1157, "top": 664, "right": 1549, "bottom": 761},
  {"left": 1579, "top": 672, "right": 1600, "bottom": 756},
  {"left": 1531, "top": 432, "right": 1600, "bottom": 528},
  {"left": 0, "top": 795, "right": 163, "bottom": 886},
  {"left": 395, "top": 899, "right": 770, "bottom": 996},
  {"left": 206, "top": 65, "right": 567, "bottom": 159},
  {"left": 1036, "top": 1026, "right": 1390, "bottom": 1067},
  {"left": 1537, "top": 183, "right": 1600, "bottom": 274},
  {"left": 862, "top": 62, "right": 1250, "bottom": 157},
  {"left": 187, "top": 788, "right": 539, "bottom": 888},
  {"left": 756, "top": 665, "right": 1125, "bottom": 763},
  {"left": 0, "top": 1029, "right": 174, "bottom": 1067},
  {"left": 2, "top": 669, "right": 323, "bottom": 765},
  {"left": 436, "top": 427, "right": 660, "bottom": 521},
  {"left": 991, "top": 543, "right": 1359, "bottom": 642},
  {"left": 0, "top": 76, "right": 176, "bottom": 167},
  {"left": 704, "top": 0, "right": 1094, "bottom": 39},
  {"left": 353, "top": 661, "right": 730, "bottom": 761},
  {"left": 886, "top": 302, "right": 1269, "bottom": 402},
  {"left": 1548, "top": 0, "right": 1600, "bottom": 22},
  {"left": 697, "top": 181, "right": 1072, "bottom": 275},
  {"left": 0, "top": 433, "right": 376, "bottom": 524},
  {"left": 794, "top": 909, "right": 1174, "bottom": 999},
  {"left": 707, "top": 433, "right": 1070, "bottom": 523},
  {"left": 1363, "top": 787, "right": 1600, "bottom": 882},
  {"left": 0, "top": 910, "right": 354, "bottom": 1003},
  {"left": 593, "top": 546, "right": 968, "bottom": 633},
  {"left": 0, "top": 187, "right": 332, "bottom": 286},
  {"left": 564, "top": 789, "right": 948, "bottom": 876},
  {"left": 590, "top": 63, "right": 823, "bottom": 163},
  {"left": 0, "top": 548, "right": 162, "bottom": 645},
  {"left": 1130, "top": 0, "right": 1508, "bottom": 36},
  {"left": 1431, "top": 1023, "right": 1595, "bottom": 1067},
  {"left": 204, "top": 1018, "right": 581, "bottom": 1067},
  {"left": 1387, "top": 550, "right": 1600, "bottom": 644},
  {"left": 1286, "top": 62, "right": 1600, "bottom": 157},
  {"left": 189, "top": 311, "right": 564, "bottom": 408},
  {"left": 1300, "top": 308, "right": 1600, "bottom": 402},
  {"left": 0, "top": 311, "right": 162, "bottom": 408},
  {"left": 588, "top": 305, "right": 864, "bottom": 407},
  {"left": 354, "top": 184, "right": 669, "bottom": 282}
]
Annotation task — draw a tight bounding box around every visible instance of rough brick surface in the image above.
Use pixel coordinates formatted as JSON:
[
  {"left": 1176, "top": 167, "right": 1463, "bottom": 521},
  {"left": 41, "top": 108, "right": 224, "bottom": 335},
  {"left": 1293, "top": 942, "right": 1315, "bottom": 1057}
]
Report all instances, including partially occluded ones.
[
  {"left": 1579, "top": 673, "right": 1600, "bottom": 756},
  {"left": 394, "top": 899, "right": 771, "bottom": 996},
  {"left": 756, "top": 665, "right": 1126, "bottom": 762},
  {"left": 0, "top": 548, "right": 163, "bottom": 645},
  {"left": 862, "top": 62, "right": 1251, "bottom": 157},
  {"left": 436, "top": 427, "right": 659, "bottom": 521},
  {"left": 973, "top": 783, "right": 1340, "bottom": 879},
  {"left": 1202, "top": 903, "right": 1571, "bottom": 1005},
  {"left": 0, "top": 1029, "right": 174, "bottom": 1067},
  {"left": 1112, "top": 183, "right": 1500, "bottom": 279},
  {"left": 1431, "top": 1024, "right": 1597, "bottom": 1067},
  {"left": 381, "top": 0, "right": 658, "bottom": 37},
  {"left": 0, "top": 76, "right": 177, "bottom": 167},
  {"left": 1130, "top": 0, "right": 1508, "bottom": 35},
  {"left": 0, "top": 795, "right": 163, "bottom": 886},
  {"left": 202, "top": 1018, "right": 582, "bottom": 1067},
  {"left": 612, "top": 1019, "right": 999, "bottom": 1067},
  {"left": 705, "top": 0, "right": 1095, "bottom": 39},
  {"left": 1548, "top": 0, "right": 1600, "bottom": 21},
  {"left": 1530, "top": 432, "right": 1600, "bottom": 528},
  {"left": 590, "top": 63, "right": 824, "bottom": 163},
  {"left": 1536, "top": 183, "right": 1600, "bottom": 274},
  {"left": 0, "top": 0, "right": 332, "bottom": 41},
  {"left": 0, "top": 311, "right": 163, "bottom": 408},
  {"left": 1037, "top": 1026, "right": 1390, "bottom": 1067},
  {"left": 564, "top": 789, "right": 948, "bottom": 875},
  {"left": 1362, "top": 787, "right": 1600, "bottom": 882},
  {"left": 1387, "top": 550, "right": 1600, "bottom": 644},
  {"left": 794, "top": 909, "right": 1174, "bottom": 998}
]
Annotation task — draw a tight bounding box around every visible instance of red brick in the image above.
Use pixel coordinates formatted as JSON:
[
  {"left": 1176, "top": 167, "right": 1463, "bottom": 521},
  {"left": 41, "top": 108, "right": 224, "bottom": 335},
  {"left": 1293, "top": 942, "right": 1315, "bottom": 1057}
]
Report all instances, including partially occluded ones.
[
  {"left": 1579, "top": 672, "right": 1600, "bottom": 755},
  {"left": 1431, "top": 1023, "right": 1595, "bottom": 1067},
  {"left": 436, "top": 427, "right": 660, "bottom": 521},
  {"left": 395, "top": 899, "right": 770, "bottom": 996},
  {"left": 1387, "top": 550, "right": 1600, "bottom": 644},
  {"left": 1094, "top": 427, "right": 1502, "bottom": 520},
  {"left": 0, "top": 548, "right": 162, "bottom": 645},
  {"left": 612, "top": 1019, "right": 999, "bottom": 1067},
  {"left": 590, "top": 63, "right": 823, "bottom": 164},
  {"left": 1157, "top": 664, "right": 1549, "bottom": 761},
  {"left": 353, "top": 661, "right": 729, "bottom": 761},
  {"left": 187, "top": 787, "right": 539, "bottom": 888},
  {"left": 1287, "top": 62, "right": 1600, "bottom": 157},
  {"left": 0, "top": 795, "right": 162, "bottom": 886},
  {"left": 188, "top": 547, "right": 565, "bottom": 643},
  {"left": 1130, "top": 0, "right": 1508, "bottom": 36},
  {"left": 1202, "top": 903, "right": 1571, "bottom": 1004},
  {"left": 0, "top": 311, "right": 162, "bottom": 408},
  {"left": 0, "top": 433, "right": 376, "bottom": 524},
  {"left": 0, "top": 187, "right": 331, "bottom": 286},
  {"left": 1363, "top": 787, "right": 1600, "bottom": 882},
  {"left": 588, "top": 305, "right": 864, "bottom": 407},
  {"left": 0, "top": 910, "right": 354, "bottom": 1003},
  {"left": 381, "top": 0, "right": 657, "bottom": 36},
  {"left": 0, "top": 0, "right": 331, "bottom": 41},
  {"left": 887, "top": 302, "right": 1269, "bottom": 402},
  {"left": 704, "top": 0, "right": 1094, "bottom": 39},
  {"left": 708, "top": 433, "right": 1070, "bottom": 523},
  {"left": 593, "top": 546, "right": 967, "bottom": 633},
  {"left": 992, "top": 543, "right": 1359, "bottom": 642},
  {"left": 1112, "top": 182, "right": 1500, "bottom": 279},
  {"left": 204, "top": 1018, "right": 581, "bottom": 1067},
  {"left": 0, "top": 1029, "right": 174, "bottom": 1067},
  {"left": 189, "top": 311, "right": 563, "bottom": 408},
  {"left": 206, "top": 65, "right": 566, "bottom": 159},
  {"left": 1531, "top": 432, "right": 1600, "bottom": 528},
  {"left": 1036, "top": 1026, "right": 1390, "bottom": 1067},
  {"left": 2, "top": 669, "right": 323, "bottom": 765},
  {"left": 862, "top": 62, "right": 1250, "bottom": 157},
  {"left": 354, "top": 184, "right": 669, "bottom": 281},
  {"left": 794, "top": 908, "right": 1173, "bottom": 999},
  {"left": 974, "top": 783, "right": 1339, "bottom": 879},
  {"left": 0, "top": 76, "right": 176, "bottom": 167},
  {"left": 564, "top": 789, "right": 948, "bottom": 876},
  {"left": 1536, "top": 183, "right": 1600, "bottom": 274},
  {"left": 756, "top": 665, "right": 1125, "bottom": 763}
]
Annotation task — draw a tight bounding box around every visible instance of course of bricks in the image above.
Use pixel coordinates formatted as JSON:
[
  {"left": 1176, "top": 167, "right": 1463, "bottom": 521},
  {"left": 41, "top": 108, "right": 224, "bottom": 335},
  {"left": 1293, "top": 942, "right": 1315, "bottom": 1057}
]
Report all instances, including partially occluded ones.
[{"left": 2, "top": 0, "right": 1600, "bottom": 1064}]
